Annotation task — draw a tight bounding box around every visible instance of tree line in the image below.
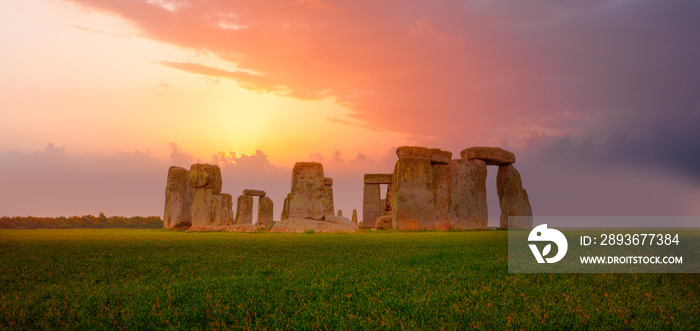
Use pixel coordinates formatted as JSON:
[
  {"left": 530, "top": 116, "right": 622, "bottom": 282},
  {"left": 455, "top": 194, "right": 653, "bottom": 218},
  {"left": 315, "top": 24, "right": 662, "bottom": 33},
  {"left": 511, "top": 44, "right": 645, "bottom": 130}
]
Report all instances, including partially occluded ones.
[{"left": 0, "top": 213, "right": 163, "bottom": 229}]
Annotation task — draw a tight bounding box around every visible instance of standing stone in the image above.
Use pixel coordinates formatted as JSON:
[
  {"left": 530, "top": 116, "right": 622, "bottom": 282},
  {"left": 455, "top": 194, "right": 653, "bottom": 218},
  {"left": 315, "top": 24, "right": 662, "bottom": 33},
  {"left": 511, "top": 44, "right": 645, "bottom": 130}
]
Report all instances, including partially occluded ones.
[
  {"left": 362, "top": 183, "right": 381, "bottom": 228},
  {"left": 243, "top": 189, "right": 266, "bottom": 197},
  {"left": 189, "top": 164, "right": 222, "bottom": 227},
  {"left": 281, "top": 193, "right": 290, "bottom": 221},
  {"left": 379, "top": 199, "right": 386, "bottom": 216},
  {"left": 289, "top": 162, "right": 326, "bottom": 220},
  {"left": 449, "top": 159, "right": 488, "bottom": 229},
  {"left": 460, "top": 147, "right": 515, "bottom": 166},
  {"left": 164, "top": 166, "right": 194, "bottom": 229},
  {"left": 497, "top": 164, "right": 533, "bottom": 229},
  {"left": 385, "top": 183, "right": 394, "bottom": 216},
  {"left": 337, "top": 210, "right": 343, "bottom": 216},
  {"left": 191, "top": 188, "right": 216, "bottom": 226},
  {"left": 431, "top": 163, "right": 452, "bottom": 230},
  {"left": 213, "top": 193, "right": 233, "bottom": 226},
  {"left": 324, "top": 177, "right": 335, "bottom": 216},
  {"left": 235, "top": 194, "right": 254, "bottom": 225},
  {"left": 257, "top": 196, "right": 274, "bottom": 230},
  {"left": 392, "top": 156, "right": 435, "bottom": 230},
  {"left": 351, "top": 209, "right": 358, "bottom": 225}
]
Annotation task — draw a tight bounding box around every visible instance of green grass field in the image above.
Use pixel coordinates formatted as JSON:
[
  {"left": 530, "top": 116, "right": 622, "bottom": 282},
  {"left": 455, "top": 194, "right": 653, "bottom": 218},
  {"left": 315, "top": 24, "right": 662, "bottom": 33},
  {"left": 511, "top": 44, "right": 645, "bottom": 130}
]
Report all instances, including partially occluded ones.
[{"left": 0, "top": 229, "right": 697, "bottom": 329}]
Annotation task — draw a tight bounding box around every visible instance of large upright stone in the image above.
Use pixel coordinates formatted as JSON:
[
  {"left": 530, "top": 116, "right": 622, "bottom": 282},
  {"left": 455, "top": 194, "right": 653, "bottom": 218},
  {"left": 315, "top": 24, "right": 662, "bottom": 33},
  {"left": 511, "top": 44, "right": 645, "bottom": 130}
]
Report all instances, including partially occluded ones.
[
  {"left": 431, "top": 163, "right": 452, "bottom": 230},
  {"left": 497, "top": 164, "right": 533, "bottom": 229},
  {"left": 191, "top": 189, "right": 216, "bottom": 226},
  {"left": 164, "top": 166, "right": 194, "bottom": 229},
  {"left": 189, "top": 164, "right": 222, "bottom": 227},
  {"left": 257, "top": 196, "right": 274, "bottom": 230},
  {"left": 460, "top": 147, "right": 515, "bottom": 166},
  {"left": 384, "top": 183, "right": 394, "bottom": 216},
  {"left": 235, "top": 194, "right": 254, "bottom": 224},
  {"left": 449, "top": 159, "right": 488, "bottom": 229},
  {"left": 351, "top": 209, "right": 358, "bottom": 225},
  {"left": 392, "top": 156, "right": 435, "bottom": 230},
  {"left": 189, "top": 163, "right": 222, "bottom": 194},
  {"left": 213, "top": 193, "right": 233, "bottom": 226},
  {"left": 281, "top": 193, "right": 290, "bottom": 221},
  {"left": 362, "top": 183, "right": 381, "bottom": 228},
  {"left": 324, "top": 177, "right": 335, "bottom": 216},
  {"left": 289, "top": 162, "right": 326, "bottom": 220}
]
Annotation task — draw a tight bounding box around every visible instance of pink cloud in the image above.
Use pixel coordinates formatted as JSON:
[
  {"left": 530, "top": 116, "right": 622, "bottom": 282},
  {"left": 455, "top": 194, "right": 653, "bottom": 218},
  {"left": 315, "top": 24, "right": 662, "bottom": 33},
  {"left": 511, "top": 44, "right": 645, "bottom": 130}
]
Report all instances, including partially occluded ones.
[{"left": 65, "top": 0, "right": 552, "bottom": 143}]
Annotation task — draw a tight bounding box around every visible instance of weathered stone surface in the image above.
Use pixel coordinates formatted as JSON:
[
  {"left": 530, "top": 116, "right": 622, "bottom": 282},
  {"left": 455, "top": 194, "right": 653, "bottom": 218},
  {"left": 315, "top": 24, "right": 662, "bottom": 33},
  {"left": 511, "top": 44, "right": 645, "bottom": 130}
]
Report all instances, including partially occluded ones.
[
  {"left": 431, "top": 164, "right": 452, "bottom": 230},
  {"left": 257, "top": 196, "right": 274, "bottom": 230},
  {"left": 429, "top": 148, "right": 453, "bottom": 165},
  {"left": 375, "top": 215, "right": 393, "bottom": 230},
  {"left": 392, "top": 156, "right": 435, "bottom": 230},
  {"left": 396, "top": 146, "right": 431, "bottom": 159},
  {"left": 358, "top": 221, "right": 364, "bottom": 228},
  {"left": 497, "top": 164, "right": 533, "bottom": 229},
  {"left": 164, "top": 166, "right": 194, "bottom": 229},
  {"left": 363, "top": 174, "right": 393, "bottom": 184},
  {"left": 235, "top": 195, "right": 254, "bottom": 225},
  {"left": 449, "top": 159, "right": 488, "bottom": 229},
  {"left": 288, "top": 162, "right": 326, "bottom": 220},
  {"left": 191, "top": 188, "right": 216, "bottom": 227},
  {"left": 270, "top": 218, "right": 358, "bottom": 233},
  {"left": 324, "top": 177, "right": 333, "bottom": 186},
  {"left": 460, "top": 147, "right": 515, "bottom": 166},
  {"left": 385, "top": 183, "right": 394, "bottom": 215},
  {"left": 352, "top": 209, "right": 358, "bottom": 225},
  {"left": 243, "top": 189, "right": 266, "bottom": 197},
  {"left": 324, "top": 215, "right": 359, "bottom": 231},
  {"left": 337, "top": 210, "right": 342, "bottom": 216},
  {"left": 281, "top": 193, "right": 290, "bottom": 221},
  {"left": 324, "top": 185, "right": 335, "bottom": 216},
  {"left": 188, "top": 224, "right": 258, "bottom": 233},
  {"left": 362, "top": 183, "right": 381, "bottom": 228},
  {"left": 229, "top": 224, "right": 259, "bottom": 233},
  {"left": 213, "top": 193, "right": 233, "bottom": 226},
  {"left": 379, "top": 199, "right": 386, "bottom": 215},
  {"left": 189, "top": 163, "right": 222, "bottom": 194}
]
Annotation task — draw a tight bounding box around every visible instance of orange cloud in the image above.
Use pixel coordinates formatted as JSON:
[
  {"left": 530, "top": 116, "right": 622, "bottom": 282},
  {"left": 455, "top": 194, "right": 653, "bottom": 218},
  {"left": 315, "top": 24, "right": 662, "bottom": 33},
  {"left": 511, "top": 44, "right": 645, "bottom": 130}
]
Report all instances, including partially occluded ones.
[{"left": 64, "top": 0, "right": 552, "bottom": 146}]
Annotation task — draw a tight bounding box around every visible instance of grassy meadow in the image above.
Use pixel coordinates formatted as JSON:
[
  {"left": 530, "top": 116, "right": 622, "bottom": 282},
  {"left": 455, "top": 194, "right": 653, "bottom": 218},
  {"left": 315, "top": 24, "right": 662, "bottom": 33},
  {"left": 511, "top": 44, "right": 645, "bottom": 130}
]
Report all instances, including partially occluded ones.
[{"left": 0, "top": 229, "right": 697, "bottom": 329}]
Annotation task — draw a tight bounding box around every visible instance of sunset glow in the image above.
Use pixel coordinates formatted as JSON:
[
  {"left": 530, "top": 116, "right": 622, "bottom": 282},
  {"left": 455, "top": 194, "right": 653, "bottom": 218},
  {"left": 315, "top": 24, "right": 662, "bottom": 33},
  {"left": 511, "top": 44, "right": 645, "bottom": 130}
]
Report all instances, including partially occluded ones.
[{"left": 1, "top": 0, "right": 699, "bottom": 222}]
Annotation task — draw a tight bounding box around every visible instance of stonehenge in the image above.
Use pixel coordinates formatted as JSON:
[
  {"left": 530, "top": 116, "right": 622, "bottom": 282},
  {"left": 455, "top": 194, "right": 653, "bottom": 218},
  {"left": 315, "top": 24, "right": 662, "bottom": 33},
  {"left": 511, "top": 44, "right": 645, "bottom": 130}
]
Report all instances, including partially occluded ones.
[
  {"left": 164, "top": 145, "right": 533, "bottom": 233},
  {"left": 497, "top": 164, "right": 533, "bottom": 229},
  {"left": 362, "top": 174, "right": 391, "bottom": 228},
  {"left": 234, "top": 194, "right": 254, "bottom": 225},
  {"left": 189, "top": 163, "right": 224, "bottom": 227},
  {"left": 324, "top": 177, "right": 335, "bottom": 216},
  {"left": 162, "top": 163, "right": 275, "bottom": 231},
  {"left": 288, "top": 162, "right": 326, "bottom": 220},
  {"left": 270, "top": 162, "right": 357, "bottom": 233},
  {"left": 258, "top": 196, "right": 274, "bottom": 230},
  {"left": 163, "top": 166, "right": 194, "bottom": 229},
  {"left": 361, "top": 146, "right": 533, "bottom": 230}
]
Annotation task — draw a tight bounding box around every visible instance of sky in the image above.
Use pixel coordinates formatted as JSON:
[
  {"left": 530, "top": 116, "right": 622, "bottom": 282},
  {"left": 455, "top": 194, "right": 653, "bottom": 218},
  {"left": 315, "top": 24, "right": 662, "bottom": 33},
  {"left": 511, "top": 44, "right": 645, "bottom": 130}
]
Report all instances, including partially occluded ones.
[{"left": 1, "top": 0, "right": 699, "bottom": 226}]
